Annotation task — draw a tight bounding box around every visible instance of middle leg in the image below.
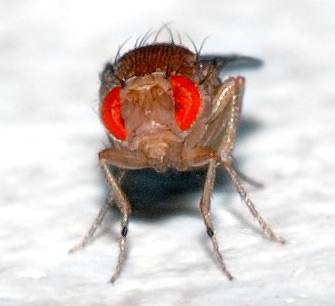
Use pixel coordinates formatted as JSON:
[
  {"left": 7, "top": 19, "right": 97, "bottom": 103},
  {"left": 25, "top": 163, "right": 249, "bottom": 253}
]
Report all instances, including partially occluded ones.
[{"left": 69, "top": 170, "right": 126, "bottom": 253}]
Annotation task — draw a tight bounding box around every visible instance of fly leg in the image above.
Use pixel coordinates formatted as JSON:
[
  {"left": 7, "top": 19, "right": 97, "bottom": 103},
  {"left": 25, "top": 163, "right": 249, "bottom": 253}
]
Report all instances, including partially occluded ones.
[
  {"left": 201, "top": 158, "right": 233, "bottom": 280},
  {"left": 98, "top": 150, "right": 136, "bottom": 283},
  {"left": 222, "top": 158, "right": 285, "bottom": 244},
  {"left": 69, "top": 171, "right": 126, "bottom": 253},
  {"left": 216, "top": 77, "right": 285, "bottom": 244},
  {"left": 69, "top": 197, "right": 111, "bottom": 253},
  {"left": 71, "top": 148, "right": 148, "bottom": 282},
  {"left": 180, "top": 147, "right": 232, "bottom": 279}
]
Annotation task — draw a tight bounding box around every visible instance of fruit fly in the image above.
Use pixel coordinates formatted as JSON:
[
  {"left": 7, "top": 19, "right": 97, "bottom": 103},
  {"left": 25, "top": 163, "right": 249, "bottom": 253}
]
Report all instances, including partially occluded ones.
[{"left": 70, "top": 38, "right": 285, "bottom": 283}]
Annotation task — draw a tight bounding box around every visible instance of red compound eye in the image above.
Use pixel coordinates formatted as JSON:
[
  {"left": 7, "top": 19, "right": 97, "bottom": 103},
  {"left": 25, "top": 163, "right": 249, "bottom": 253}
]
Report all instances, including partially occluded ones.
[
  {"left": 171, "top": 75, "right": 201, "bottom": 130},
  {"left": 101, "top": 86, "right": 126, "bottom": 141}
]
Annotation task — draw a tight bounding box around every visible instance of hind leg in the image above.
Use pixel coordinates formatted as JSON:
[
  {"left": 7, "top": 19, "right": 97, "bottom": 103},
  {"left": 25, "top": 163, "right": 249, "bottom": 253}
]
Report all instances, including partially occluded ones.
[{"left": 214, "top": 77, "right": 285, "bottom": 243}]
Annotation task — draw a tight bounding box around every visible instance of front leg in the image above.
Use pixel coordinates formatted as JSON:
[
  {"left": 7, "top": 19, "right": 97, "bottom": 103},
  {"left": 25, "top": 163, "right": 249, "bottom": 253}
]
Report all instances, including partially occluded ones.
[
  {"left": 181, "top": 148, "right": 233, "bottom": 279},
  {"left": 98, "top": 150, "right": 134, "bottom": 283},
  {"left": 71, "top": 148, "right": 147, "bottom": 282},
  {"left": 201, "top": 158, "right": 233, "bottom": 280},
  {"left": 70, "top": 148, "right": 147, "bottom": 283}
]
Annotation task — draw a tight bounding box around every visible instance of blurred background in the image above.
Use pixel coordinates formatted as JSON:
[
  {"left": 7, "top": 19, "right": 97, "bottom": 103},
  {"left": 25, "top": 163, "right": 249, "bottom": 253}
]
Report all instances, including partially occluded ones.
[{"left": 1, "top": 1, "right": 334, "bottom": 305}]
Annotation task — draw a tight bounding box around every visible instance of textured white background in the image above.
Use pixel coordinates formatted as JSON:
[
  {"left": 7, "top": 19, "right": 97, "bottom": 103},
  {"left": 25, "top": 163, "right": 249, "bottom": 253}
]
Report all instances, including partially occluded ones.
[{"left": 1, "top": 1, "right": 335, "bottom": 305}]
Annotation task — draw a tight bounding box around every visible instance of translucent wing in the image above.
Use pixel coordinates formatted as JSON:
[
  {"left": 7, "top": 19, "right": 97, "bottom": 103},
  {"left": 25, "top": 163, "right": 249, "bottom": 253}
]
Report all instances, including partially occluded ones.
[{"left": 198, "top": 54, "right": 263, "bottom": 73}]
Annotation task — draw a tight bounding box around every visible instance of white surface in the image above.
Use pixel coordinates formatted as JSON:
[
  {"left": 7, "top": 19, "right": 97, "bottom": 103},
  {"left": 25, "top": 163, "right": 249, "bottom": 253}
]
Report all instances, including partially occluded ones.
[{"left": 1, "top": 1, "right": 335, "bottom": 305}]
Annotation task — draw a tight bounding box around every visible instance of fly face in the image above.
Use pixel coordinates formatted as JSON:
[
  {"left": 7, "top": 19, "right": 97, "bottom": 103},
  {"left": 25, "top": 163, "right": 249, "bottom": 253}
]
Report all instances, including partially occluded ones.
[{"left": 100, "top": 43, "right": 213, "bottom": 170}]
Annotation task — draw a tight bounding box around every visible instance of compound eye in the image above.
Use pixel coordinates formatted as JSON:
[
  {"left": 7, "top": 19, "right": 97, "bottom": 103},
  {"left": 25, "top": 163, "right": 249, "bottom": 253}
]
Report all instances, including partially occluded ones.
[
  {"left": 100, "top": 86, "right": 126, "bottom": 141},
  {"left": 171, "top": 76, "right": 201, "bottom": 130}
]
